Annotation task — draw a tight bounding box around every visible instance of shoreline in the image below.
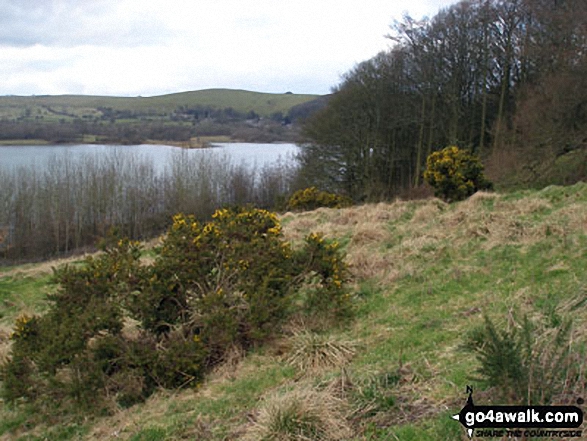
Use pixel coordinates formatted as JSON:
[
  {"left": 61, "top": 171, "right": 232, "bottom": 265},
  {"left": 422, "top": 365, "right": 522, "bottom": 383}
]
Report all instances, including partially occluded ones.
[
  {"left": 0, "top": 137, "right": 299, "bottom": 149},
  {"left": 0, "top": 138, "right": 227, "bottom": 149}
]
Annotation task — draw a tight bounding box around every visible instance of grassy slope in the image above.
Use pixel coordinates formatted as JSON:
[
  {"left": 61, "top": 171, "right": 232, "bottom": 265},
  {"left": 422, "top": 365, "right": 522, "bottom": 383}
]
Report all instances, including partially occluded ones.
[
  {"left": 1, "top": 183, "right": 586, "bottom": 440},
  {"left": 0, "top": 89, "right": 319, "bottom": 119}
]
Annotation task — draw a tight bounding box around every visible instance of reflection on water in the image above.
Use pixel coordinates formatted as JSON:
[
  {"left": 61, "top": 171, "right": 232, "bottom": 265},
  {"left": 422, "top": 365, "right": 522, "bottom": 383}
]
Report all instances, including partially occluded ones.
[{"left": 0, "top": 142, "right": 300, "bottom": 173}]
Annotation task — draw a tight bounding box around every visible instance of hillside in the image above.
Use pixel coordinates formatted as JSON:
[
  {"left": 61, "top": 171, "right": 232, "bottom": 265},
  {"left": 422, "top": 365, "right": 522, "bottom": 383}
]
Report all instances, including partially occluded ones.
[
  {"left": 0, "top": 89, "right": 319, "bottom": 120},
  {"left": 0, "top": 89, "right": 322, "bottom": 145},
  {"left": 1, "top": 183, "right": 586, "bottom": 440}
]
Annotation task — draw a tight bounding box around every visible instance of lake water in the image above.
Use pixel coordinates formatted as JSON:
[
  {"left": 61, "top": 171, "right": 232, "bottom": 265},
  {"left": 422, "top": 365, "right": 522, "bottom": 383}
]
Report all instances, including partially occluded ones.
[{"left": 0, "top": 142, "right": 300, "bottom": 174}]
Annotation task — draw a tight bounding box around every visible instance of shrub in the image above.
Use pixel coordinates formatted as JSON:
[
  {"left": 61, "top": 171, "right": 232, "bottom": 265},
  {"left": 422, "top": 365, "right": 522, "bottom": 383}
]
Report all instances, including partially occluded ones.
[
  {"left": 131, "top": 208, "right": 296, "bottom": 355},
  {"left": 464, "top": 314, "right": 575, "bottom": 405},
  {"left": 423, "top": 146, "right": 492, "bottom": 202},
  {"left": 1, "top": 236, "right": 146, "bottom": 409},
  {"left": 1, "top": 207, "right": 351, "bottom": 412},
  {"left": 287, "top": 187, "right": 352, "bottom": 211},
  {"left": 297, "top": 233, "right": 351, "bottom": 320}
]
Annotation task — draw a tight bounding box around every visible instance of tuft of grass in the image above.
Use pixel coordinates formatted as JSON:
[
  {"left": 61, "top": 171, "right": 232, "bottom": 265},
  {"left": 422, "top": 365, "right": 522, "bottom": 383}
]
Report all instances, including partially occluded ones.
[
  {"left": 244, "top": 386, "right": 353, "bottom": 441},
  {"left": 284, "top": 332, "right": 356, "bottom": 373},
  {"left": 1, "top": 183, "right": 586, "bottom": 440}
]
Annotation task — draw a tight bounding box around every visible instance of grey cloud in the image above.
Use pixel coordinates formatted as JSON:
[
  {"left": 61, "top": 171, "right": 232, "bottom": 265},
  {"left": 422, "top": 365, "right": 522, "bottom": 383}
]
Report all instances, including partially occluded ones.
[{"left": 0, "top": 0, "right": 172, "bottom": 47}]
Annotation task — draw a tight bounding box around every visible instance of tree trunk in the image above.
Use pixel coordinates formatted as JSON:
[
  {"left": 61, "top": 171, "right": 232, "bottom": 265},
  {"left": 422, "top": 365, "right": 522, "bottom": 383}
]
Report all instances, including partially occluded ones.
[{"left": 414, "top": 96, "right": 427, "bottom": 187}]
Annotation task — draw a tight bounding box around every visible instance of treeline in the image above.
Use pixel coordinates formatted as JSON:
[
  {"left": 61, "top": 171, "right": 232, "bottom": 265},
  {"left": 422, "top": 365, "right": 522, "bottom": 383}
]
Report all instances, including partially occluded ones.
[
  {"left": 0, "top": 150, "right": 298, "bottom": 262},
  {"left": 0, "top": 98, "right": 328, "bottom": 145},
  {"left": 0, "top": 118, "right": 303, "bottom": 145},
  {"left": 0, "top": 120, "right": 194, "bottom": 144},
  {"left": 0, "top": 115, "right": 305, "bottom": 145},
  {"left": 97, "top": 105, "right": 280, "bottom": 124},
  {"left": 299, "top": 0, "right": 587, "bottom": 200}
]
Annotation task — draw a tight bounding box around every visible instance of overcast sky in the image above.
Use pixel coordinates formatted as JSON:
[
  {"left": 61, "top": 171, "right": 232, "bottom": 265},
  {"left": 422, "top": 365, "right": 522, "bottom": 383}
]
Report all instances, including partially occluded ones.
[{"left": 0, "top": 0, "right": 457, "bottom": 97}]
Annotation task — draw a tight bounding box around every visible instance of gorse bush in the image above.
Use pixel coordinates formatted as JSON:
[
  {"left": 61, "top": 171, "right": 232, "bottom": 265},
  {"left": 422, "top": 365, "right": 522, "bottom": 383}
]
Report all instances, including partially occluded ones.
[
  {"left": 1, "top": 207, "right": 350, "bottom": 412},
  {"left": 464, "top": 314, "right": 575, "bottom": 405},
  {"left": 133, "top": 208, "right": 296, "bottom": 359},
  {"left": 423, "top": 146, "right": 493, "bottom": 202},
  {"left": 287, "top": 187, "right": 352, "bottom": 211},
  {"left": 299, "top": 233, "right": 350, "bottom": 318}
]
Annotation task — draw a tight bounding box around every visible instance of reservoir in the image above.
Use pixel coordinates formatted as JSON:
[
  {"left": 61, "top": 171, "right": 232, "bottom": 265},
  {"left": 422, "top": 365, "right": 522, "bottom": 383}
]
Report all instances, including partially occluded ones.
[
  {"left": 0, "top": 141, "right": 301, "bottom": 260},
  {"left": 0, "top": 142, "right": 300, "bottom": 174}
]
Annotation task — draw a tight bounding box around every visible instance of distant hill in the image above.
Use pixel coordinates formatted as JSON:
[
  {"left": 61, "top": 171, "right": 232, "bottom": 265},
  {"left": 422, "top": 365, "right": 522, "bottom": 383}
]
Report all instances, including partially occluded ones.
[
  {"left": 0, "top": 89, "right": 320, "bottom": 119},
  {"left": 0, "top": 89, "right": 324, "bottom": 144}
]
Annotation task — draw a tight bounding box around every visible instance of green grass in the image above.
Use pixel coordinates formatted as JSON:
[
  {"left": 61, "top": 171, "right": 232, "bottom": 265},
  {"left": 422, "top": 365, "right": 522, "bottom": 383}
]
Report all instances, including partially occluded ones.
[
  {"left": 0, "top": 88, "right": 320, "bottom": 145},
  {"left": 0, "top": 405, "right": 89, "bottom": 441},
  {"left": 1, "top": 183, "right": 586, "bottom": 440},
  {"left": 0, "top": 274, "right": 54, "bottom": 325},
  {"left": 0, "top": 139, "right": 51, "bottom": 145},
  {"left": 16, "top": 424, "right": 89, "bottom": 441},
  {"left": 128, "top": 427, "right": 167, "bottom": 441},
  {"left": 0, "top": 89, "right": 319, "bottom": 120},
  {"left": 0, "top": 409, "right": 29, "bottom": 436}
]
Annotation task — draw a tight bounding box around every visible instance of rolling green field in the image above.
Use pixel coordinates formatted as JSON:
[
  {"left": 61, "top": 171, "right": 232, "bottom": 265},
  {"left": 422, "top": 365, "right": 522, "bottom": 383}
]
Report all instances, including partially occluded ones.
[
  {"left": 0, "top": 89, "right": 319, "bottom": 121},
  {"left": 0, "top": 88, "right": 322, "bottom": 145},
  {"left": 1, "top": 183, "right": 586, "bottom": 440}
]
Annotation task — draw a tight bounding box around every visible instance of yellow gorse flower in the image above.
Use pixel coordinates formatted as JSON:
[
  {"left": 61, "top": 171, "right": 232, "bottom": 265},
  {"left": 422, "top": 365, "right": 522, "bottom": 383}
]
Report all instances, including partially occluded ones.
[{"left": 11, "top": 314, "right": 34, "bottom": 340}]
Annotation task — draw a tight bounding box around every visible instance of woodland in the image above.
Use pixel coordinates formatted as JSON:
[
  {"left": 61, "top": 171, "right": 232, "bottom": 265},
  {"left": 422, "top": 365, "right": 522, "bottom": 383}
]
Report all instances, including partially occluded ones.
[{"left": 298, "top": 0, "right": 587, "bottom": 200}]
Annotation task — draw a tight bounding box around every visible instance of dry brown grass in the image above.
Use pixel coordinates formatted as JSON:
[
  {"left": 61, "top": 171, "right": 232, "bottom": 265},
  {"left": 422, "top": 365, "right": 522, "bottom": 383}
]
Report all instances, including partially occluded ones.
[
  {"left": 244, "top": 386, "right": 354, "bottom": 441},
  {"left": 345, "top": 246, "right": 393, "bottom": 280},
  {"left": 397, "top": 233, "right": 444, "bottom": 258},
  {"left": 281, "top": 201, "right": 411, "bottom": 246},
  {"left": 84, "top": 387, "right": 211, "bottom": 440},
  {"left": 359, "top": 201, "right": 414, "bottom": 224},
  {"left": 3, "top": 185, "right": 585, "bottom": 440},
  {"left": 284, "top": 332, "right": 356, "bottom": 374},
  {"left": 210, "top": 344, "right": 247, "bottom": 381},
  {"left": 120, "top": 317, "right": 143, "bottom": 342},
  {"left": 0, "top": 325, "right": 12, "bottom": 366},
  {"left": 281, "top": 212, "right": 341, "bottom": 243},
  {"left": 0, "top": 253, "right": 95, "bottom": 279},
  {"left": 433, "top": 195, "right": 574, "bottom": 250},
  {"left": 0, "top": 235, "right": 163, "bottom": 279},
  {"left": 282, "top": 201, "right": 418, "bottom": 285},
  {"left": 514, "top": 197, "right": 552, "bottom": 215},
  {"left": 466, "top": 190, "right": 498, "bottom": 203},
  {"left": 411, "top": 200, "right": 447, "bottom": 223},
  {"left": 553, "top": 203, "right": 587, "bottom": 232},
  {"left": 287, "top": 187, "right": 584, "bottom": 307},
  {"left": 349, "top": 222, "right": 389, "bottom": 247},
  {"left": 281, "top": 189, "right": 585, "bottom": 297}
]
